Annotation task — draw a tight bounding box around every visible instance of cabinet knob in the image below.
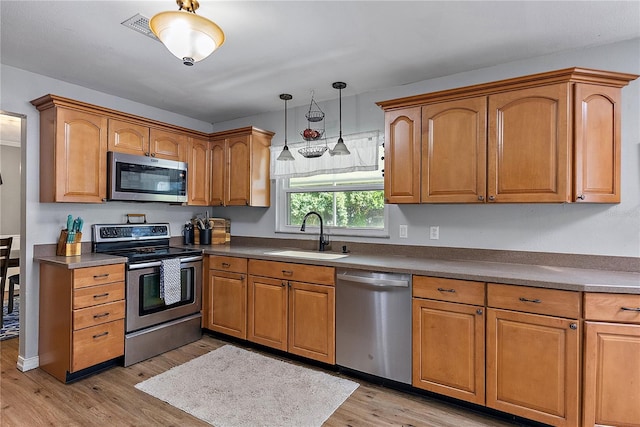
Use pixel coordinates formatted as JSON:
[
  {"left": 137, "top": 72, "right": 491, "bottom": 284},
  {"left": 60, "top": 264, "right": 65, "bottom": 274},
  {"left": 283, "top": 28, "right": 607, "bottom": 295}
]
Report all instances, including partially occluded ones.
[
  {"left": 144, "top": 152, "right": 150, "bottom": 156},
  {"left": 488, "top": 195, "right": 495, "bottom": 201},
  {"left": 576, "top": 194, "right": 585, "bottom": 201},
  {"left": 150, "top": 153, "right": 156, "bottom": 157},
  {"left": 476, "top": 308, "right": 483, "bottom": 315},
  {"left": 569, "top": 323, "right": 578, "bottom": 330},
  {"left": 478, "top": 195, "right": 484, "bottom": 201}
]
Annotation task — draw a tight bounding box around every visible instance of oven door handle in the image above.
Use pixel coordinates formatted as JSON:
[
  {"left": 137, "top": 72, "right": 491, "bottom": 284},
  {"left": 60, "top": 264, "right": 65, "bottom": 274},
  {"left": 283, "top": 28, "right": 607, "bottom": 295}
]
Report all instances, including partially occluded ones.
[{"left": 128, "top": 255, "right": 203, "bottom": 270}]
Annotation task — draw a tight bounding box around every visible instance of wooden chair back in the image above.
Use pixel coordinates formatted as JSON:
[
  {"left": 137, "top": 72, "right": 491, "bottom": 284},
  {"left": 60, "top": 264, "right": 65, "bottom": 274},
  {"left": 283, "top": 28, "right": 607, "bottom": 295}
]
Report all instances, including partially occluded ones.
[{"left": 1, "top": 237, "right": 13, "bottom": 291}]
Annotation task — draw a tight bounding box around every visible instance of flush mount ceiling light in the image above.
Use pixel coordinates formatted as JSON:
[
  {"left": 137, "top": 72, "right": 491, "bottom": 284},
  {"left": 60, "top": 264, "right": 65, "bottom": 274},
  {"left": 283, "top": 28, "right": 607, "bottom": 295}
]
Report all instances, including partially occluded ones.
[
  {"left": 277, "top": 94, "right": 295, "bottom": 161},
  {"left": 150, "top": 0, "right": 225, "bottom": 66},
  {"left": 330, "top": 82, "right": 351, "bottom": 156}
]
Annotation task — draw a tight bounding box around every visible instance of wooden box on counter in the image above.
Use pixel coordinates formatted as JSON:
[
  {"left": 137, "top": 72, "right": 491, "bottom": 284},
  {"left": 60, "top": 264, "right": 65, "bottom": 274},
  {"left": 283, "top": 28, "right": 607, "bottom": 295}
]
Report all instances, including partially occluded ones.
[
  {"left": 56, "top": 230, "right": 82, "bottom": 256},
  {"left": 192, "top": 218, "right": 230, "bottom": 245}
]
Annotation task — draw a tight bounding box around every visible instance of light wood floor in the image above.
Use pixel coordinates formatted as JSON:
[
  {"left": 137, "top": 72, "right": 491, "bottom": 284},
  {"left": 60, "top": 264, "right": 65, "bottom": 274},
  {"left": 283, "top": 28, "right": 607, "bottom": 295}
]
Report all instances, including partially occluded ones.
[{"left": 1, "top": 335, "right": 527, "bottom": 426}]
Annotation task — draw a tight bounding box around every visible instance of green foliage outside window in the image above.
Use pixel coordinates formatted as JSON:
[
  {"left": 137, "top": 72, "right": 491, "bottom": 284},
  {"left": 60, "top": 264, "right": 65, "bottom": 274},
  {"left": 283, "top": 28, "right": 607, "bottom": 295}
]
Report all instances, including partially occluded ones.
[{"left": 289, "top": 190, "right": 384, "bottom": 228}]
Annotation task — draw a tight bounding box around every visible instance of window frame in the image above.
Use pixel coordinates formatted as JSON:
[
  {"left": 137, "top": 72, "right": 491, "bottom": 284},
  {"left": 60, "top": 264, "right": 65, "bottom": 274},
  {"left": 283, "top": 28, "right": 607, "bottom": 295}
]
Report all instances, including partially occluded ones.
[{"left": 275, "top": 178, "right": 389, "bottom": 238}]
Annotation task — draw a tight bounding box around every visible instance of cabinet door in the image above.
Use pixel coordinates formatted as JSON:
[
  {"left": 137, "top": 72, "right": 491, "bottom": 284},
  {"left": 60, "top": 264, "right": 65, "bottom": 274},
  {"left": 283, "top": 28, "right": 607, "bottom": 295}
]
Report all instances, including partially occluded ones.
[
  {"left": 149, "top": 128, "right": 186, "bottom": 161},
  {"left": 107, "top": 119, "right": 149, "bottom": 156},
  {"left": 384, "top": 107, "right": 421, "bottom": 203},
  {"left": 412, "top": 299, "right": 485, "bottom": 404},
  {"left": 486, "top": 308, "right": 580, "bottom": 427},
  {"left": 488, "top": 84, "right": 570, "bottom": 203},
  {"left": 208, "top": 270, "right": 247, "bottom": 339},
  {"left": 583, "top": 322, "right": 640, "bottom": 427},
  {"left": 187, "top": 137, "right": 210, "bottom": 206},
  {"left": 288, "top": 282, "right": 335, "bottom": 364},
  {"left": 210, "top": 139, "right": 226, "bottom": 206},
  {"left": 574, "top": 84, "right": 622, "bottom": 203},
  {"left": 248, "top": 275, "right": 287, "bottom": 351},
  {"left": 226, "top": 135, "right": 251, "bottom": 206},
  {"left": 54, "top": 108, "right": 107, "bottom": 203},
  {"left": 422, "top": 97, "right": 487, "bottom": 203}
]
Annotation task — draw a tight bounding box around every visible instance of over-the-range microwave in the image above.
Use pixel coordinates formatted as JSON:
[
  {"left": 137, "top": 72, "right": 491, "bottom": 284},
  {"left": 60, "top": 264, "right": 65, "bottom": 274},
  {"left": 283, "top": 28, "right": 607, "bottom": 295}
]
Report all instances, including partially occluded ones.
[{"left": 107, "top": 151, "right": 188, "bottom": 203}]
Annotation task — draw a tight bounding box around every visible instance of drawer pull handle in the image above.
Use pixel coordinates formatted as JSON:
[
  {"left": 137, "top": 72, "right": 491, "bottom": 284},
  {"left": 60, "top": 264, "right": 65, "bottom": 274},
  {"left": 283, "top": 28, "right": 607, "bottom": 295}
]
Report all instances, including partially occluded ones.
[
  {"left": 93, "top": 313, "right": 110, "bottom": 319},
  {"left": 621, "top": 306, "right": 640, "bottom": 312},
  {"left": 222, "top": 262, "right": 231, "bottom": 268},
  {"left": 93, "top": 273, "right": 110, "bottom": 279},
  {"left": 93, "top": 293, "right": 109, "bottom": 299},
  {"left": 519, "top": 297, "right": 541, "bottom": 304},
  {"left": 282, "top": 270, "right": 293, "bottom": 276},
  {"left": 92, "top": 331, "right": 109, "bottom": 339},
  {"left": 437, "top": 288, "right": 456, "bottom": 293}
]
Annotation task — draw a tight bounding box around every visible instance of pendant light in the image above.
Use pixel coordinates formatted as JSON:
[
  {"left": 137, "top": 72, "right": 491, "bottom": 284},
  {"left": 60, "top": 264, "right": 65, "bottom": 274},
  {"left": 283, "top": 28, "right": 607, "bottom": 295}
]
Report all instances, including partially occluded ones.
[
  {"left": 277, "top": 94, "right": 295, "bottom": 161},
  {"left": 330, "top": 82, "right": 350, "bottom": 156},
  {"left": 150, "top": 0, "right": 225, "bottom": 66}
]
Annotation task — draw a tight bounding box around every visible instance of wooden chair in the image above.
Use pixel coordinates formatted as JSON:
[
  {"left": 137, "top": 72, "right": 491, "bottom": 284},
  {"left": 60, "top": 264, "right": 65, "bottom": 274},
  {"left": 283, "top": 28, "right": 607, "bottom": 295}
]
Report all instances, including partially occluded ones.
[{"left": 0, "top": 237, "right": 13, "bottom": 328}]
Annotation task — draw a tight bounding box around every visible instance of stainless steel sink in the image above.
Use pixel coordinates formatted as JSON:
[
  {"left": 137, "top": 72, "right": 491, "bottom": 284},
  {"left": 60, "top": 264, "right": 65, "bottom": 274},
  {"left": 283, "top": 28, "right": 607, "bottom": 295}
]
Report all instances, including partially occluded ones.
[{"left": 266, "top": 250, "right": 349, "bottom": 260}]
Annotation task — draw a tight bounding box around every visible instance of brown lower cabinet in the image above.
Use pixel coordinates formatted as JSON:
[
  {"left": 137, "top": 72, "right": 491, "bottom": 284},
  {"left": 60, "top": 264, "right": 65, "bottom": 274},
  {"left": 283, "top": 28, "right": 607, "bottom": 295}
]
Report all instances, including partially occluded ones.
[
  {"left": 583, "top": 293, "right": 640, "bottom": 427},
  {"left": 39, "top": 262, "right": 125, "bottom": 382},
  {"left": 247, "top": 259, "right": 335, "bottom": 364},
  {"left": 486, "top": 284, "right": 581, "bottom": 427},
  {"left": 412, "top": 276, "right": 486, "bottom": 405},
  {"left": 206, "top": 256, "right": 248, "bottom": 339}
]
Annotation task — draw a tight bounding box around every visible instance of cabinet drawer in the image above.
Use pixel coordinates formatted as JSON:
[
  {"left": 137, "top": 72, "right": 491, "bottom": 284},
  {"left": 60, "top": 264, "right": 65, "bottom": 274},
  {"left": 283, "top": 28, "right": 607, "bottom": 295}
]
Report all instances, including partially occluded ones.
[
  {"left": 413, "top": 276, "right": 485, "bottom": 305},
  {"left": 73, "top": 282, "right": 124, "bottom": 309},
  {"left": 210, "top": 255, "right": 247, "bottom": 274},
  {"left": 487, "top": 283, "right": 580, "bottom": 318},
  {"left": 73, "top": 301, "right": 125, "bottom": 330},
  {"left": 249, "top": 259, "right": 335, "bottom": 286},
  {"left": 73, "top": 264, "right": 125, "bottom": 289},
  {"left": 584, "top": 293, "right": 640, "bottom": 323},
  {"left": 72, "top": 319, "right": 124, "bottom": 372}
]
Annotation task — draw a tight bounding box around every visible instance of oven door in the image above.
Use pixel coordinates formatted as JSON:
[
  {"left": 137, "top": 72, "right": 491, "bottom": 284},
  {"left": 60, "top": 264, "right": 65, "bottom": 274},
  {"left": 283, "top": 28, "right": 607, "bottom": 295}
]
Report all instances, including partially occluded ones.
[{"left": 126, "top": 256, "right": 202, "bottom": 333}]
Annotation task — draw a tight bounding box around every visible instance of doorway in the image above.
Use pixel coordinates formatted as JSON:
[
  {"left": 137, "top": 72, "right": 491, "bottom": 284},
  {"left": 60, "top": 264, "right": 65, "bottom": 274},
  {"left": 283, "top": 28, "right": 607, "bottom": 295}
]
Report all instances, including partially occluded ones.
[{"left": 0, "top": 111, "right": 24, "bottom": 340}]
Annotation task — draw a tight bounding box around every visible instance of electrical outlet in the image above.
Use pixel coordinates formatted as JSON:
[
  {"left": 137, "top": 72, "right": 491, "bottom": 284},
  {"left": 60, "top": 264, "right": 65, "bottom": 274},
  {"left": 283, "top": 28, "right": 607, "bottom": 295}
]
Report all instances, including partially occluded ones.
[
  {"left": 429, "top": 226, "right": 439, "bottom": 240},
  {"left": 399, "top": 224, "right": 408, "bottom": 238}
]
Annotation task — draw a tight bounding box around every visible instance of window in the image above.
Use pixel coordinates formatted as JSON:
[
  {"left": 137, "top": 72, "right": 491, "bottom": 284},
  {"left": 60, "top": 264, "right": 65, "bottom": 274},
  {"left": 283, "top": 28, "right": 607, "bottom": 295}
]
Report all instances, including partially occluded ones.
[{"left": 276, "top": 145, "right": 387, "bottom": 237}]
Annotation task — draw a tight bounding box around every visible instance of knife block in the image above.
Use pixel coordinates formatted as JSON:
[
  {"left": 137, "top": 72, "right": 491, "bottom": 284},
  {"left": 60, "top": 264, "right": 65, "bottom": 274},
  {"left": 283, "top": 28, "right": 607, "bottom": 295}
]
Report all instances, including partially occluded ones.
[{"left": 56, "top": 230, "right": 82, "bottom": 256}]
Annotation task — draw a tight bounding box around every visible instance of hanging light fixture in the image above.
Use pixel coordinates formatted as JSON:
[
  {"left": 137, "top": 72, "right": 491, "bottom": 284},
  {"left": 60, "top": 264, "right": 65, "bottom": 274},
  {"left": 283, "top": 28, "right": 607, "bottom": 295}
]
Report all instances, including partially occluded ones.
[
  {"left": 277, "top": 94, "right": 295, "bottom": 161},
  {"left": 150, "top": 0, "right": 225, "bottom": 66},
  {"left": 330, "top": 82, "right": 350, "bottom": 155}
]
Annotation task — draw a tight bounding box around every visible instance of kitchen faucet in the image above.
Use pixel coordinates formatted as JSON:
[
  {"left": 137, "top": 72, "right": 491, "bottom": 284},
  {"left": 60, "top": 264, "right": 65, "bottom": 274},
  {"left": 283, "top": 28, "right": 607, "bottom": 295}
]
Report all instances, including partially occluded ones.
[{"left": 300, "top": 211, "right": 329, "bottom": 252}]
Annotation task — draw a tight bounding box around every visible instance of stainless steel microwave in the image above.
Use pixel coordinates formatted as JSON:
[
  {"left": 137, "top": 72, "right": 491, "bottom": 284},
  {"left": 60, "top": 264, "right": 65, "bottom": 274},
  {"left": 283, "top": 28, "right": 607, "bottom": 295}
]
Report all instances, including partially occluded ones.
[{"left": 107, "top": 151, "right": 188, "bottom": 203}]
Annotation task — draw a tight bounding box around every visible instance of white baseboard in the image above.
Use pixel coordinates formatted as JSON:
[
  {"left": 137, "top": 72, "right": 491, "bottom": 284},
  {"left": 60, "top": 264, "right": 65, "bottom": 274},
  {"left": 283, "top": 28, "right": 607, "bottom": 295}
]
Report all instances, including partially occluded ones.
[{"left": 17, "top": 355, "right": 39, "bottom": 371}]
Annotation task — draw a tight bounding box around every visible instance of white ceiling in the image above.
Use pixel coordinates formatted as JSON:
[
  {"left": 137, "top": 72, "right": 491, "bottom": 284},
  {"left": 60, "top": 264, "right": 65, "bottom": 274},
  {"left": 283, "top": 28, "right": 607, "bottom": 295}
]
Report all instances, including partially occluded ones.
[{"left": 1, "top": 1, "right": 639, "bottom": 124}]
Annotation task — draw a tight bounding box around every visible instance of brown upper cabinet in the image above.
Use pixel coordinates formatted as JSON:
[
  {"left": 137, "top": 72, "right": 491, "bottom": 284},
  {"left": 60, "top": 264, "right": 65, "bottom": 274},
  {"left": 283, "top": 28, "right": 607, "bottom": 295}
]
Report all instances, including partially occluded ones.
[
  {"left": 108, "top": 119, "right": 186, "bottom": 161},
  {"left": 209, "top": 127, "right": 273, "bottom": 207},
  {"left": 31, "top": 96, "right": 108, "bottom": 203},
  {"left": 377, "top": 68, "right": 638, "bottom": 204},
  {"left": 187, "top": 136, "right": 211, "bottom": 206},
  {"left": 32, "top": 95, "right": 273, "bottom": 205}
]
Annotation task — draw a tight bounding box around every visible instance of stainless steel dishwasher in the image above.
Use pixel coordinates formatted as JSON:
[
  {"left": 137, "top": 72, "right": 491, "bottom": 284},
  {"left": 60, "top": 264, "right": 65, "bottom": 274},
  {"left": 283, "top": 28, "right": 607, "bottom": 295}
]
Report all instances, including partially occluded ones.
[{"left": 336, "top": 269, "right": 412, "bottom": 384}]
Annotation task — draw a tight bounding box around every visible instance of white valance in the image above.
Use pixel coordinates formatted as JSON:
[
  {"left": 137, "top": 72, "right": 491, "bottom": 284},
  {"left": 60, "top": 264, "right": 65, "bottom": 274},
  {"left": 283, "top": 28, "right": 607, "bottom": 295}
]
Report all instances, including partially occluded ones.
[{"left": 270, "top": 130, "right": 381, "bottom": 179}]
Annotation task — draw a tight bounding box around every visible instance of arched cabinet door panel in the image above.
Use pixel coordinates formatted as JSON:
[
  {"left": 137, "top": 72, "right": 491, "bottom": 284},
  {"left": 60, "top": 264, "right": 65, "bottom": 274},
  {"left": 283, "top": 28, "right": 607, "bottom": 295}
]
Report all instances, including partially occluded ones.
[{"left": 384, "top": 107, "right": 421, "bottom": 204}]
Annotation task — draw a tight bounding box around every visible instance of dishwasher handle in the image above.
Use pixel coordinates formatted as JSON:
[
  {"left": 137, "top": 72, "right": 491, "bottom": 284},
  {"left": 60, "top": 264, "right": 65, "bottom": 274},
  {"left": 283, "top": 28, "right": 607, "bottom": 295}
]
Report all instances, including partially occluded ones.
[{"left": 338, "top": 273, "right": 409, "bottom": 288}]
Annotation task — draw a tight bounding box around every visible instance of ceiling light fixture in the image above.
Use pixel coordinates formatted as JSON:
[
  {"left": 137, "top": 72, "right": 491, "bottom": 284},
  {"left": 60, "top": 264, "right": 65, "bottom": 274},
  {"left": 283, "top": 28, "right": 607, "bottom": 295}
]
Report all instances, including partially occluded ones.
[
  {"left": 277, "top": 94, "right": 295, "bottom": 161},
  {"left": 330, "top": 82, "right": 350, "bottom": 156},
  {"left": 149, "top": 0, "right": 225, "bottom": 66}
]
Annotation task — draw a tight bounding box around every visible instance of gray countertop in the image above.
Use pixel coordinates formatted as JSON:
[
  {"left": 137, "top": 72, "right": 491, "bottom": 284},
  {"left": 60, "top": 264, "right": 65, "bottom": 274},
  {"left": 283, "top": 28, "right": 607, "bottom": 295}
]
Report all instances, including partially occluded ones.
[
  {"left": 200, "top": 244, "right": 640, "bottom": 294},
  {"left": 34, "top": 244, "right": 640, "bottom": 294}
]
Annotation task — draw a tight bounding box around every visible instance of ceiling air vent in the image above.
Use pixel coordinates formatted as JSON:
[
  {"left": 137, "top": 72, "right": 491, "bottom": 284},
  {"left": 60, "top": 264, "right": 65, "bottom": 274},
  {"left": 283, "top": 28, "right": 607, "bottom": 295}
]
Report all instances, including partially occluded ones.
[{"left": 121, "top": 14, "right": 159, "bottom": 42}]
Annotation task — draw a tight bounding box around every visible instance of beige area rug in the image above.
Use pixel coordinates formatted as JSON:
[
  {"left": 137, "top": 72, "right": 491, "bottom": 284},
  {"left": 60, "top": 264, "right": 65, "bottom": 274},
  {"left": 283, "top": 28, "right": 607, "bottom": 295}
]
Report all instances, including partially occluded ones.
[{"left": 135, "top": 345, "right": 359, "bottom": 427}]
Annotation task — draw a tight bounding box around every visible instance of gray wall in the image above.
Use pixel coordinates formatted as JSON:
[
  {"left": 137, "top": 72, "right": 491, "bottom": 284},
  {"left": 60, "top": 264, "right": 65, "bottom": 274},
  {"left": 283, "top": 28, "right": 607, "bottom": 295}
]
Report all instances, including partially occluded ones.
[
  {"left": 211, "top": 38, "right": 640, "bottom": 258},
  {"left": 1, "top": 38, "right": 638, "bottom": 370},
  {"left": 0, "top": 144, "right": 20, "bottom": 234}
]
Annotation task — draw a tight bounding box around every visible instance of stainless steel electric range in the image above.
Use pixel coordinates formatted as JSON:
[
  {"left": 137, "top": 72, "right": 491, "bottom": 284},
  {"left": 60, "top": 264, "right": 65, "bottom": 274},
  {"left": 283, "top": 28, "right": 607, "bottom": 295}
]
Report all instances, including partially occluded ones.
[{"left": 92, "top": 223, "right": 203, "bottom": 366}]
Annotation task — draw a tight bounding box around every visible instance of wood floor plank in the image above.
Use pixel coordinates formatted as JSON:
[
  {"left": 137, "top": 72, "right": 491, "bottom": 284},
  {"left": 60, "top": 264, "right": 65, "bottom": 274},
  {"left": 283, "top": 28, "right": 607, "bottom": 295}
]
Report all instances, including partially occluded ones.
[{"left": 2, "top": 336, "right": 522, "bottom": 426}]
